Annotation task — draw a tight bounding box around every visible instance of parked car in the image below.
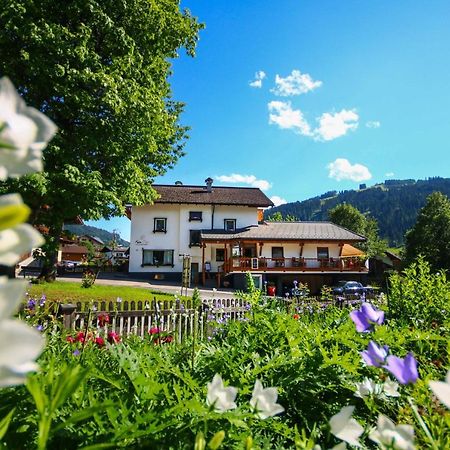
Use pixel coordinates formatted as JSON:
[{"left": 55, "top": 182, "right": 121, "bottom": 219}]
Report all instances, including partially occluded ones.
[{"left": 331, "top": 281, "right": 365, "bottom": 296}]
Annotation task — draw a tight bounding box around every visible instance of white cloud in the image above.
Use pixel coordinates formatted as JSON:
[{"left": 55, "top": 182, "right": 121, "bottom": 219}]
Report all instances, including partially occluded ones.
[
  {"left": 249, "top": 71, "right": 266, "bottom": 88},
  {"left": 268, "top": 101, "right": 312, "bottom": 136},
  {"left": 314, "top": 109, "right": 359, "bottom": 141},
  {"left": 385, "top": 172, "right": 394, "bottom": 177},
  {"left": 271, "top": 70, "right": 322, "bottom": 96},
  {"left": 216, "top": 174, "right": 272, "bottom": 191},
  {"left": 270, "top": 195, "right": 287, "bottom": 207},
  {"left": 327, "top": 158, "right": 372, "bottom": 182},
  {"left": 366, "top": 120, "right": 381, "bottom": 129}
]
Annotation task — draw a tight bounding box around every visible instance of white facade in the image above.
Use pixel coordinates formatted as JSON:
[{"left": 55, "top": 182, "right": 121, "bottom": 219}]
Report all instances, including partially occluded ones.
[{"left": 129, "top": 203, "right": 259, "bottom": 273}]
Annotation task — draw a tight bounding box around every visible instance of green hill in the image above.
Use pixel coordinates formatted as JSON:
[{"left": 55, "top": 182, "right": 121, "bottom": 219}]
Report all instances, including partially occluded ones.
[
  {"left": 63, "top": 224, "right": 129, "bottom": 247},
  {"left": 266, "top": 177, "right": 450, "bottom": 246}
]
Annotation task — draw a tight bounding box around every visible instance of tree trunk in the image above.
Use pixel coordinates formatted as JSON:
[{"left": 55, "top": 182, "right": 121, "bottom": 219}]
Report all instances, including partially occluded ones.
[{"left": 38, "top": 221, "right": 63, "bottom": 282}]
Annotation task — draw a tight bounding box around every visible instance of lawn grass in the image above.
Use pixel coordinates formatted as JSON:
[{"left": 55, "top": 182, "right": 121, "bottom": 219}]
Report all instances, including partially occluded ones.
[{"left": 27, "top": 281, "right": 182, "bottom": 303}]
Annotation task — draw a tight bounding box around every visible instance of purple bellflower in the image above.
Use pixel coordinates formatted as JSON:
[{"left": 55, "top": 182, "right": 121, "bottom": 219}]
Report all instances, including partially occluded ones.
[
  {"left": 350, "top": 302, "right": 385, "bottom": 332},
  {"left": 361, "top": 341, "right": 389, "bottom": 367},
  {"left": 383, "top": 353, "right": 419, "bottom": 384}
]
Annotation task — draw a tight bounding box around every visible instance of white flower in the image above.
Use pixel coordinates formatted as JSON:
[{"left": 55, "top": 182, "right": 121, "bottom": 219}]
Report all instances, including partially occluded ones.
[
  {"left": 383, "top": 378, "right": 400, "bottom": 398},
  {"left": 354, "top": 377, "right": 382, "bottom": 399},
  {"left": 369, "top": 415, "right": 415, "bottom": 450},
  {"left": 206, "top": 374, "right": 238, "bottom": 412},
  {"left": 329, "top": 406, "right": 364, "bottom": 448},
  {"left": 429, "top": 370, "right": 450, "bottom": 409},
  {"left": 0, "top": 223, "right": 44, "bottom": 266},
  {"left": 250, "top": 379, "right": 284, "bottom": 419},
  {"left": 0, "top": 77, "right": 57, "bottom": 179},
  {"left": 0, "top": 277, "right": 45, "bottom": 387}
]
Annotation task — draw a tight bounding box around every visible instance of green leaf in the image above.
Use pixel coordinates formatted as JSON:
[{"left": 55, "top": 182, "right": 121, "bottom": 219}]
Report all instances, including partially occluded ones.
[{"left": 0, "top": 408, "right": 15, "bottom": 440}]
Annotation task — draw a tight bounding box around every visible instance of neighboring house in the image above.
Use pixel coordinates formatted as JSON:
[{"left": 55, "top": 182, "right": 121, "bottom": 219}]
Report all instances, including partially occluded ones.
[
  {"left": 128, "top": 179, "right": 369, "bottom": 293},
  {"left": 79, "top": 235, "right": 104, "bottom": 249},
  {"left": 100, "top": 245, "right": 129, "bottom": 265},
  {"left": 60, "top": 244, "right": 88, "bottom": 262}
]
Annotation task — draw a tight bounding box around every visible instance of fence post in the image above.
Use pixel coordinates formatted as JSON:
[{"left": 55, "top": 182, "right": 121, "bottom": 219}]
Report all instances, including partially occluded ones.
[{"left": 58, "top": 304, "right": 77, "bottom": 329}]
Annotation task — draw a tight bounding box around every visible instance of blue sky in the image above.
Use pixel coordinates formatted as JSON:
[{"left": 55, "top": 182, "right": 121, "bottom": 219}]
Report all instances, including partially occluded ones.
[{"left": 88, "top": 0, "right": 450, "bottom": 241}]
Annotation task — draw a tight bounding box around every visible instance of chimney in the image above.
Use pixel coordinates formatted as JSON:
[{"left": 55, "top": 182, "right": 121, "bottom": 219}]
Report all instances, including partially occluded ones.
[{"left": 205, "top": 177, "right": 213, "bottom": 192}]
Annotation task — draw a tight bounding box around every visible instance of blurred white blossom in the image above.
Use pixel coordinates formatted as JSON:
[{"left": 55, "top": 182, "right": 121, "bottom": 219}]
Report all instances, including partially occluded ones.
[
  {"left": 250, "top": 379, "right": 284, "bottom": 419},
  {"left": 329, "top": 405, "right": 364, "bottom": 448},
  {"left": 429, "top": 370, "right": 450, "bottom": 409},
  {"left": 206, "top": 374, "right": 237, "bottom": 412},
  {"left": 369, "top": 415, "right": 415, "bottom": 449},
  {"left": 383, "top": 379, "right": 400, "bottom": 398},
  {"left": 0, "top": 77, "right": 57, "bottom": 179},
  {"left": 0, "top": 277, "right": 45, "bottom": 387}
]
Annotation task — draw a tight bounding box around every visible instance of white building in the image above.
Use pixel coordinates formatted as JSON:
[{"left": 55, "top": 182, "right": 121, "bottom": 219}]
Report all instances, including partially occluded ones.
[{"left": 128, "top": 178, "right": 368, "bottom": 293}]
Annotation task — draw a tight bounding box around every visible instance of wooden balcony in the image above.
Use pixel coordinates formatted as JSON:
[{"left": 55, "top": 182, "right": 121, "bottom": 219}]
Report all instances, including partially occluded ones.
[{"left": 222, "top": 257, "right": 367, "bottom": 273}]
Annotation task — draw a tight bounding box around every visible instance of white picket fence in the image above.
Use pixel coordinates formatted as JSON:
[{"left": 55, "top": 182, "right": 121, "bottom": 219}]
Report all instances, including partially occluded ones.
[{"left": 68, "top": 298, "right": 250, "bottom": 343}]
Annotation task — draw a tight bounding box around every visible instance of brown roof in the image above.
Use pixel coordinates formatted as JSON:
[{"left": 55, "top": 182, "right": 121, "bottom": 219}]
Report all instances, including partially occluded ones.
[
  {"left": 151, "top": 184, "right": 273, "bottom": 207},
  {"left": 200, "top": 222, "right": 366, "bottom": 242}
]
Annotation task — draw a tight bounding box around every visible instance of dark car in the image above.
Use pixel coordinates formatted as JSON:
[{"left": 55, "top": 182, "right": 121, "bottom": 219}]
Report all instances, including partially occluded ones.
[{"left": 332, "top": 281, "right": 365, "bottom": 296}]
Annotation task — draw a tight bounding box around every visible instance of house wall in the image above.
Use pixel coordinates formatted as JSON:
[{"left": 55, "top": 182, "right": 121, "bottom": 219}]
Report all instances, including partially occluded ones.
[{"left": 129, "top": 203, "right": 258, "bottom": 275}]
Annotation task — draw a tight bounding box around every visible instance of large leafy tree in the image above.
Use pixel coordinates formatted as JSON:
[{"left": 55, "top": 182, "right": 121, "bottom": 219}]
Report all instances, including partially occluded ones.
[
  {"left": 328, "top": 203, "right": 387, "bottom": 257},
  {"left": 405, "top": 191, "right": 450, "bottom": 272},
  {"left": 0, "top": 0, "right": 202, "bottom": 279}
]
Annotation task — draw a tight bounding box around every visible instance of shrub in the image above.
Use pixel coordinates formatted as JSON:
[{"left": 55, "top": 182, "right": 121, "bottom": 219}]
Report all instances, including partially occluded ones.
[{"left": 388, "top": 257, "right": 450, "bottom": 329}]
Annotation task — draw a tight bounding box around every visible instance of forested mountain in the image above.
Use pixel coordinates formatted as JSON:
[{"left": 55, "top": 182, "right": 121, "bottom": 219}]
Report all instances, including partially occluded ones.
[
  {"left": 63, "top": 224, "right": 129, "bottom": 247},
  {"left": 266, "top": 177, "right": 450, "bottom": 245}
]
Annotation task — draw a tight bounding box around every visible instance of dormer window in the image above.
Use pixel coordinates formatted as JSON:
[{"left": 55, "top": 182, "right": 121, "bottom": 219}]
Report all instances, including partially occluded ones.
[
  {"left": 224, "top": 219, "right": 236, "bottom": 231},
  {"left": 153, "top": 218, "right": 167, "bottom": 233},
  {"left": 189, "top": 211, "right": 203, "bottom": 222}
]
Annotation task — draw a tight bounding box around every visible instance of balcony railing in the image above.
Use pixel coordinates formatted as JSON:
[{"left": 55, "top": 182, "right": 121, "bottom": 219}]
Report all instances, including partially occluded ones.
[{"left": 222, "top": 257, "right": 367, "bottom": 273}]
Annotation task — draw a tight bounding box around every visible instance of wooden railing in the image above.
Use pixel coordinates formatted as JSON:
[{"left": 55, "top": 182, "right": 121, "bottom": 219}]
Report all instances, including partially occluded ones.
[{"left": 224, "top": 256, "right": 367, "bottom": 272}]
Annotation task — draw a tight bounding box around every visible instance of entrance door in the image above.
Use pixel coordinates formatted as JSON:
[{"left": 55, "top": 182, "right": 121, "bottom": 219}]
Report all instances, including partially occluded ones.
[{"left": 243, "top": 244, "right": 257, "bottom": 258}]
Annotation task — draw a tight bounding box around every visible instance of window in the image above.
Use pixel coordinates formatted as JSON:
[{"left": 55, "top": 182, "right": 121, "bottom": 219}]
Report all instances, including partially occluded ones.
[
  {"left": 272, "top": 247, "right": 284, "bottom": 259},
  {"left": 216, "top": 248, "right": 225, "bottom": 262},
  {"left": 189, "top": 211, "right": 203, "bottom": 222},
  {"left": 224, "top": 219, "right": 236, "bottom": 231},
  {"left": 142, "top": 249, "right": 174, "bottom": 266},
  {"left": 189, "top": 230, "right": 201, "bottom": 247},
  {"left": 317, "top": 247, "right": 329, "bottom": 260},
  {"left": 153, "top": 218, "right": 167, "bottom": 233}
]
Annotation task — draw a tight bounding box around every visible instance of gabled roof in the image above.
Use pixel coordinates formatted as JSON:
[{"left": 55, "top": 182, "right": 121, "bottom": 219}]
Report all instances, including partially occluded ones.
[
  {"left": 200, "top": 221, "right": 366, "bottom": 242},
  {"left": 151, "top": 184, "right": 273, "bottom": 207}
]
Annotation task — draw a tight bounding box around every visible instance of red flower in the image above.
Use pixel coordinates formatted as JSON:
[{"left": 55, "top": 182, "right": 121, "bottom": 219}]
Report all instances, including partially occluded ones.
[
  {"left": 107, "top": 331, "right": 121, "bottom": 344},
  {"left": 293, "top": 314, "right": 300, "bottom": 320},
  {"left": 149, "top": 327, "right": 160, "bottom": 335},
  {"left": 162, "top": 335, "right": 174, "bottom": 344},
  {"left": 66, "top": 336, "right": 75, "bottom": 343},
  {"left": 97, "top": 313, "right": 110, "bottom": 327},
  {"left": 75, "top": 331, "right": 86, "bottom": 343},
  {"left": 95, "top": 337, "right": 105, "bottom": 347}
]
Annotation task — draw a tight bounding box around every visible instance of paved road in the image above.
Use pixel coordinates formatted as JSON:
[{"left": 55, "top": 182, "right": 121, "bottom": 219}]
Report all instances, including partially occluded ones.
[{"left": 56, "top": 273, "right": 237, "bottom": 299}]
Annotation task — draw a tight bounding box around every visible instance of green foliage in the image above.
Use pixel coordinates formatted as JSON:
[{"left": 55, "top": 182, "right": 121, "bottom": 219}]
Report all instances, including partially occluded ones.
[
  {"left": 388, "top": 257, "right": 450, "bottom": 329},
  {"left": 328, "top": 203, "right": 388, "bottom": 257},
  {"left": 266, "top": 211, "right": 283, "bottom": 222},
  {"left": 266, "top": 177, "right": 450, "bottom": 245},
  {"left": 0, "top": 0, "right": 203, "bottom": 277},
  {"left": 2, "top": 273, "right": 449, "bottom": 448},
  {"left": 405, "top": 191, "right": 450, "bottom": 273}
]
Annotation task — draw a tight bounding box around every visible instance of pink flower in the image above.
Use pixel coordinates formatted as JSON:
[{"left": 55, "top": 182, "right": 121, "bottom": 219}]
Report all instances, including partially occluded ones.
[
  {"left": 149, "top": 327, "right": 160, "bottom": 335},
  {"left": 95, "top": 337, "right": 105, "bottom": 347},
  {"left": 107, "top": 331, "right": 121, "bottom": 344}
]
